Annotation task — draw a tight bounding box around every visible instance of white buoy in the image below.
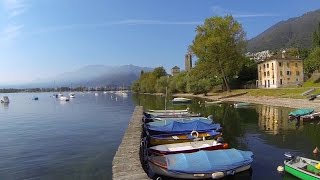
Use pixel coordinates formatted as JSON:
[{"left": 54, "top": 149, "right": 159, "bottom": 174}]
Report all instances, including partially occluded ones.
[{"left": 277, "top": 165, "right": 284, "bottom": 172}]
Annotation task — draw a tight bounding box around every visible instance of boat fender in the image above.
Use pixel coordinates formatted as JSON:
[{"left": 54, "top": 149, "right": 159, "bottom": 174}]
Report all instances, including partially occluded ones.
[
  {"left": 190, "top": 130, "right": 199, "bottom": 138},
  {"left": 211, "top": 172, "right": 224, "bottom": 179}
]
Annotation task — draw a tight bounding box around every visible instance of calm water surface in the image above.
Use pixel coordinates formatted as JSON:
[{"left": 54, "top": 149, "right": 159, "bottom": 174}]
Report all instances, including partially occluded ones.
[
  {"left": 0, "top": 92, "right": 135, "bottom": 180},
  {"left": 1, "top": 93, "right": 320, "bottom": 180}
]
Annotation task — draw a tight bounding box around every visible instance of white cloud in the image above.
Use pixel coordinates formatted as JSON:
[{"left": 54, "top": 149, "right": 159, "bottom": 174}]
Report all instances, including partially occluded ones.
[
  {"left": 211, "top": 5, "right": 278, "bottom": 18},
  {"left": 3, "top": 0, "right": 27, "bottom": 18},
  {"left": 32, "top": 19, "right": 202, "bottom": 34}
]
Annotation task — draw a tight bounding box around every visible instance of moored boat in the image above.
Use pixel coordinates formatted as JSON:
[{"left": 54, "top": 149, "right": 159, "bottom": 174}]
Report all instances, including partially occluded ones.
[
  {"left": 149, "top": 139, "right": 228, "bottom": 155},
  {"left": 148, "top": 149, "right": 253, "bottom": 179},
  {"left": 172, "top": 97, "right": 192, "bottom": 104},
  {"left": 59, "top": 96, "right": 70, "bottom": 101},
  {"left": 149, "top": 130, "right": 221, "bottom": 146},
  {"left": 289, "top": 108, "right": 314, "bottom": 119},
  {"left": 234, "top": 102, "right": 251, "bottom": 108},
  {"left": 284, "top": 153, "right": 320, "bottom": 180},
  {"left": 32, "top": 96, "right": 39, "bottom": 100},
  {"left": 146, "top": 120, "right": 222, "bottom": 135},
  {"left": 0, "top": 96, "right": 9, "bottom": 103}
]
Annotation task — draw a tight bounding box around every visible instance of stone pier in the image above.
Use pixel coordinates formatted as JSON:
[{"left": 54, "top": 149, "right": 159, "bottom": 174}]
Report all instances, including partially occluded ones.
[{"left": 112, "top": 106, "right": 150, "bottom": 180}]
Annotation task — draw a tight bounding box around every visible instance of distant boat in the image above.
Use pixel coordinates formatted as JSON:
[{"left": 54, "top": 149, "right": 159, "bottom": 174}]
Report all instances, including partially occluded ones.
[
  {"left": 94, "top": 92, "right": 99, "bottom": 96},
  {"left": 103, "top": 91, "right": 107, "bottom": 94},
  {"left": 284, "top": 153, "right": 320, "bottom": 180},
  {"left": 289, "top": 108, "right": 314, "bottom": 119},
  {"left": 234, "top": 102, "right": 251, "bottom": 108},
  {"left": 32, "top": 96, "right": 39, "bottom": 100},
  {"left": 172, "top": 97, "right": 192, "bottom": 104},
  {"left": 0, "top": 96, "right": 9, "bottom": 103},
  {"left": 59, "top": 96, "right": 70, "bottom": 101},
  {"left": 69, "top": 93, "right": 75, "bottom": 98}
]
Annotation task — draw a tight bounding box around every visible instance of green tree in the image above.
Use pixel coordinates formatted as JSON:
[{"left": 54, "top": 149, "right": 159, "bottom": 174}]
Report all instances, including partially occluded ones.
[
  {"left": 190, "top": 15, "right": 246, "bottom": 92},
  {"left": 155, "top": 76, "right": 169, "bottom": 93},
  {"left": 152, "top": 66, "right": 167, "bottom": 78},
  {"left": 313, "top": 22, "right": 320, "bottom": 48},
  {"left": 304, "top": 47, "right": 320, "bottom": 75}
]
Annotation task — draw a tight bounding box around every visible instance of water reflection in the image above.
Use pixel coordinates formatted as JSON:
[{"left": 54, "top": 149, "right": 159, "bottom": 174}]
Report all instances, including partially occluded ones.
[{"left": 256, "top": 105, "right": 298, "bottom": 135}]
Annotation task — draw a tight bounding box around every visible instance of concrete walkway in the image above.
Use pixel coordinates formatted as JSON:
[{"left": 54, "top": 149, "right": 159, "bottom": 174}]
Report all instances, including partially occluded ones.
[{"left": 112, "top": 106, "right": 150, "bottom": 180}]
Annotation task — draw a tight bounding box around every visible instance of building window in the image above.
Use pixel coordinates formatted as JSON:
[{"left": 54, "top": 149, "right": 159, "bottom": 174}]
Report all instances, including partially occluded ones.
[
  {"left": 296, "top": 71, "right": 300, "bottom": 76},
  {"left": 272, "top": 63, "right": 274, "bottom": 70},
  {"left": 287, "top": 78, "right": 290, "bottom": 81},
  {"left": 280, "top": 71, "right": 283, "bottom": 76},
  {"left": 264, "top": 64, "right": 266, "bottom": 69},
  {"left": 279, "top": 62, "right": 282, "bottom": 67},
  {"left": 296, "top": 78, "right": 299, "bottom": 81},
  {"left": 295, "top": 63, "right": 298, "bottom": 67},
  {"left": 267, "top": 64, "right": 269, "bottom": 68},
  {"left": 267, "top": 71, "right": 270, "bottom": 76},
  {"left": 287, "top": 62, "right": 289, "bottom": 67},
  {"left": 280, "top": 79, "right": 283, "bottom": 85},
  {"left": 259, "top": 66, "right": 261, "bottom": 70},
  {"left": 273, "top": 80, "right": 274, "bottom": 84},
  {"left": 287, "top": 71, "right": 291, "bottom": 76},
  {"left": 264, "top": 72, "right": 266, "bottom": 77}
]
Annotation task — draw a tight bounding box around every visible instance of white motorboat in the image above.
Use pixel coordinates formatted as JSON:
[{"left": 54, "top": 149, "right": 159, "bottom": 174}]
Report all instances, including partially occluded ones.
[
  {"left": 69, "top": 93, "right": 75, "bottom": 98},
  {"left": 172, "top": 97, "right": 192, "bottom": 103},
  {"left": 0, "top": 96, "right": 9, "bottom": 103},
  {"left": 94, "top": 93, "right": 99, "bottom": 96},
  {"left": 59, "top": 96, "right": 70, "bottom": 101}
]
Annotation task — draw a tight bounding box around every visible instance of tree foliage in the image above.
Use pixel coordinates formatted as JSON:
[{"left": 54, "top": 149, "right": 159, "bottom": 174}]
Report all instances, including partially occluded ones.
[
  {"left": 304, "top": 47, "right": 320, "bottom": 75},
  {"left": 190, "top": 15, "right": 247, "bottom": 91},
  {"left": 313, "top": 22, "right": 320, "bottom": 48}
]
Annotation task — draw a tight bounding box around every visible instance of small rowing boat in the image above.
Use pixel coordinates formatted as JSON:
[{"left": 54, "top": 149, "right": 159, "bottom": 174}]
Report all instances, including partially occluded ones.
[{"left": 284, "top": 153, "right": 320, "bottom": 180}]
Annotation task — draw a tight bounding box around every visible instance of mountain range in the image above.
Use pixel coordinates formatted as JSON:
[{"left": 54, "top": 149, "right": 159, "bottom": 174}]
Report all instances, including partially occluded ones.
[
  {"left": 247, "top": 9, "right": 320, "bottom": 52},
  {"left": 25, "top": 65, "right": 153, "bottom": 88}
]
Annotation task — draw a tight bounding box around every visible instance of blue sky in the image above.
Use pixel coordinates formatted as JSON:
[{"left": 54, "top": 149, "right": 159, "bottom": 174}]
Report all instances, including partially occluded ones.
[{"left": 0, "top": 0, "right": 320, "bottom": 85}]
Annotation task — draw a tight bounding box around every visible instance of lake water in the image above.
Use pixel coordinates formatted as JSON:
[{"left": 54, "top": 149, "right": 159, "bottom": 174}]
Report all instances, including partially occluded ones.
[{"left": 0, "top": 93, "right": 319, "bottom": 180}]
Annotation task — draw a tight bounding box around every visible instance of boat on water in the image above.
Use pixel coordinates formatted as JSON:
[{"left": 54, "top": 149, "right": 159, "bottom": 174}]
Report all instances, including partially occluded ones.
[
  {"left": 149, "top": 139, "right": 228, "bottom": 155},
  {"left": 94, "top": 92, "right": 99, "bottom": 96},
  {"left": 148, "top": 149, "right": 253, "bottom": 179},
  {"left": 32, "top": 96, "right": 39, "bottom": 100},
  {"left": 148, "top": 109, "right": 189, "bottom": 113},
  {"left": 205, "top": 100, "right": 222, "bottom": 105},
  {"left": 172, "top": 97, "right": 192, "bottom": 104},
  {"left": 145, "top": 120, "right": 222, "bottom": 135},
  {"left": 147, "top": 117, "right": 213, "bottom": 126},
  {"left": 288, "top": 108, "right": 314, "bottom": 119},
  {"left": 69, "top": 93, "right": 75, "bottom": 98},
  {"left": 59, "top": 96, "right": 70, "bottom": 101},
  {"left": 0, "top": 96, "right": 9, "bottom": 103},
  {"left": 284, "top": 153, "right": 320, "bottom": 180},
  {"left": 149, "top": 130, "right": 221, "bottom": 146},
  {"left": 234, "top": 102, "right": 251, "bottom": 108}
]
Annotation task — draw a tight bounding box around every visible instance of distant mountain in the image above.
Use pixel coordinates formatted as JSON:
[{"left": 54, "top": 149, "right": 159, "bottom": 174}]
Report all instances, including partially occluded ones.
[
  {"left": 247, "top": 9, "right": 320, "bottom": 52},
  {"left": 28, "top": 64, "right": 153, "bottom": 88}
]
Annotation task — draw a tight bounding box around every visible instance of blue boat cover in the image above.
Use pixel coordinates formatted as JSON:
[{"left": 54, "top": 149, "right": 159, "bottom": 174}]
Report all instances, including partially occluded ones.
[
  {"left": 150, "top": 130, "right": 220, "bottom": 140},
  {"left": 148, "top": 118, "right": 213, "bottom": 127},
  {"left": 147, "top": 120, "right": 221, "bottom": 133},
  {"left": 289, "top": 108, "right": 314, "bottom": 117},
  {"left": 166, "top": 149, "right": 253, "bottom": 173}
]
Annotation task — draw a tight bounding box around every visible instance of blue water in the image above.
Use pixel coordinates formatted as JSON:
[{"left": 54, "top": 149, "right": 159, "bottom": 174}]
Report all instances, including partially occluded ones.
[{"left": 0, "top": 92, "right": 134, "bottom": 180}]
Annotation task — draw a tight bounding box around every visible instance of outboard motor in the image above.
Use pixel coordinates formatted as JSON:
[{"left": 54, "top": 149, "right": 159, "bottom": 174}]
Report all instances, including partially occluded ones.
[
  {"left": 284, "top": 152, "right": 295, "bottom": 162},
  {"left": 217, "top": 137, "right": 224, "bottom": 143}
]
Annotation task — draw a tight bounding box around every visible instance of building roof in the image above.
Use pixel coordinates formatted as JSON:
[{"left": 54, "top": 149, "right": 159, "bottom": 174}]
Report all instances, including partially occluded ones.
[
  {"left": 258, "top": 53, "right": 302, "bottom": 64},
  {"left": 172, "top": 66, "right": 180, "bottom": 70}
]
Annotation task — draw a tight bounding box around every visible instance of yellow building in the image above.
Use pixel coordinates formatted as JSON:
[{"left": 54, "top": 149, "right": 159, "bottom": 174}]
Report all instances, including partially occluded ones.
[
  {"left": 171, "top": 66, "right": 180, "bottom": 76},
  {"left": 257, "top": 52, "right": 303, "bottom": 88}
]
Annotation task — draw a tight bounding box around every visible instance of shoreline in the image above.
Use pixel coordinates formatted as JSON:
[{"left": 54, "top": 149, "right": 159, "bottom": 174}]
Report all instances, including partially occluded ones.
[{"left": 171, "top": 93, "right": 320, "bottom": 111}]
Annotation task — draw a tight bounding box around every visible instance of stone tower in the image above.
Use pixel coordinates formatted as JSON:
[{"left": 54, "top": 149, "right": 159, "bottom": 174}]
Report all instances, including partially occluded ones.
[{"left": 185, "top": 53, "right": 192, "bottom": 71}]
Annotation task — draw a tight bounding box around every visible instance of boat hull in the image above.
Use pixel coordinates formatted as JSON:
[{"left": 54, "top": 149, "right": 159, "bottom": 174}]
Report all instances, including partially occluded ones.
[
  {"left": 285, "top": 162, "right": 319, "bottom": 180},
  {"left": 149, "top": 161, "right": 251, "bottom": 179},
  {"left": 149, "top": 133, "right": 221, "bottom": 146}
]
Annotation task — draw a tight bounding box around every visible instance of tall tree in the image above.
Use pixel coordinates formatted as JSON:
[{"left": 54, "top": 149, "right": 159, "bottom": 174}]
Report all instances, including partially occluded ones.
[
  {"left": 313, "top": 22, "right": 320, "bottom": 48},
  {"left": 190, "top": 15, "right": 246, "bottom": 92}
]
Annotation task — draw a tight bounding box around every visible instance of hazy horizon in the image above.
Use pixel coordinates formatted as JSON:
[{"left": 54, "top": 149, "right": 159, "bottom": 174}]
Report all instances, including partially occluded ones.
[{"left": 1, "top": 0, "right": 320, "bottom": 85}]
